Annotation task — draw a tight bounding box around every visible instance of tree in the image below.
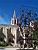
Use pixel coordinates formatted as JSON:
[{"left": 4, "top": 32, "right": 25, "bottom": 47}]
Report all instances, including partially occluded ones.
[{"left": 33, "top": 21, "right": 38, "bottom": 41}]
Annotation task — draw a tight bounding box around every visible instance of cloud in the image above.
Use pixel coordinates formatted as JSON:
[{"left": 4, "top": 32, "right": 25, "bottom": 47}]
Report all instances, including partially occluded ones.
[
  {"left": 0, "top": 16, "right": 3, "bottom": 19},
  {"left": 0, "top": 16, "right": 7, "bottom": 24}
]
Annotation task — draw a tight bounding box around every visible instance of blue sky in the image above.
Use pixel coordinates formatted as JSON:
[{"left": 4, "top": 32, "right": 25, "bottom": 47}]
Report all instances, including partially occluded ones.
[{"left": 0, "top": 0, "right": 38, "bottom": 24}]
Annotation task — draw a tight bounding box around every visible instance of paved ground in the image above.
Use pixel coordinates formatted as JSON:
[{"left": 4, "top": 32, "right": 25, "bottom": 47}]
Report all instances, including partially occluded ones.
[
  {"left": 0, "top": 48, "right": 38, "bottom": 50},
  {"left": 0, "top": 48, "right": 16, "bottom": 50}
]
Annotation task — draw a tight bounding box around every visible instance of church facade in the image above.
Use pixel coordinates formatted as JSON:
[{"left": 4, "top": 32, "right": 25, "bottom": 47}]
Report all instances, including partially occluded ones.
[{"left": 0, "top": 10, "right": 20, "bottom": 46}]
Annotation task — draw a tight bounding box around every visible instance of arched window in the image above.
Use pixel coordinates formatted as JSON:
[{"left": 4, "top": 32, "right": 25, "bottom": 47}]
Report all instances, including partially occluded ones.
[{"left": 14, "top": 19, "right": 16, "bottom": 24}]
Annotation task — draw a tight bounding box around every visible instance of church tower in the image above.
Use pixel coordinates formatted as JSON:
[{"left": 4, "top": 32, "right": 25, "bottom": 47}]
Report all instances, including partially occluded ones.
[{"left": 11, "top": 10, "right": 17, "bottom": 25}]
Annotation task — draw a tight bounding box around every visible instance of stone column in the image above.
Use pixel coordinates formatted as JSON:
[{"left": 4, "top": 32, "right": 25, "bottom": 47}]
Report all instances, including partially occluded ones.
[
  {"left": 3, "top": 27, "right": 8, "bottom": 43},
  {"left": 5, "top": 27, "right": 8, "bottom": 43},
  {"left": 23, "top": 33, "right": 26, "bottom": 44},
  {"left": 14, "top": 30, "right": 17, "bottom": 46}
]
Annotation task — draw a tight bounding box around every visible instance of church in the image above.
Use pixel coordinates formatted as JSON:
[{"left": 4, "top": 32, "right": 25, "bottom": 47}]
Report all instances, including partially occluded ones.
[{"left": 0, "top": 10, "right": 20, "bottom": 46}]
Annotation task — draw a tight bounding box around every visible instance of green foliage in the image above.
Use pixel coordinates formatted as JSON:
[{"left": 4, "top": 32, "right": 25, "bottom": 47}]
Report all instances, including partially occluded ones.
[
  {"left": 33, "top": 30, "right": 38, "bottom": 40},
  {"left": 0, "top": 41, "right": 8, "bottom": 47}
]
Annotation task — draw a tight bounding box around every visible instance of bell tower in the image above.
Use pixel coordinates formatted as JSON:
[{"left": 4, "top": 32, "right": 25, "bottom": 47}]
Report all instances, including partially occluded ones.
[{"left": 11, "top": 10, "right": 17, "bottom": 25}]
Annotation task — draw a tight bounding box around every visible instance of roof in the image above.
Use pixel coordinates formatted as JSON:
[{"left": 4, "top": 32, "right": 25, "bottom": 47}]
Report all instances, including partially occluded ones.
[{"left": 0, "top": 24, "right": 19, "bottom": 28}]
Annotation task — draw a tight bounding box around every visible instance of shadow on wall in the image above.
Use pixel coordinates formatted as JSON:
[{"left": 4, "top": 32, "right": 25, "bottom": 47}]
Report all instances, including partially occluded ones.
[
  {"left": 7, "top": 28, "right": 15, "bottom": 45},
  {"left": 0, "top": 27, "right": 6, "bottom": 41}
]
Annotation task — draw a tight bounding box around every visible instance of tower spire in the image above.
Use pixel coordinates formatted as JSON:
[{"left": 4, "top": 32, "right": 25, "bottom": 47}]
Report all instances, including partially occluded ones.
[
  {"left": 11, "top": 10, "right": 17, "bottom": 25},
  {"left": 13, "top": 10, "right": 16, "bottom": 18}
]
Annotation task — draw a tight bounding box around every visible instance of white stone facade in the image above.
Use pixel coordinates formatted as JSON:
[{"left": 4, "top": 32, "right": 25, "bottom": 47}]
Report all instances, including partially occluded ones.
[{"left": 0, "top": 10, "right": 19, "bottom": 46}]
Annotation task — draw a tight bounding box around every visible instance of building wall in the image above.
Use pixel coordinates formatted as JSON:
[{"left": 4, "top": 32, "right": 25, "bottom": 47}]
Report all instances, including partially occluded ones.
[
  {"left": 0, "top": 25, "right": 19, "bottom": 44},
  {"left": 11, "top": 26, "right": 19, "bottom": 45}
]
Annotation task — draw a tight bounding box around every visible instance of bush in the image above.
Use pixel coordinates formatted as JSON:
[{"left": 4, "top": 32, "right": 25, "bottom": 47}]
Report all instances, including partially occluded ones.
[{"left": 0, "top": 42, "right": 8, "bottom": 47}]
